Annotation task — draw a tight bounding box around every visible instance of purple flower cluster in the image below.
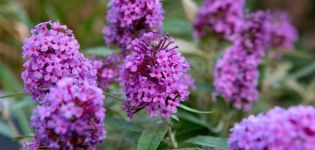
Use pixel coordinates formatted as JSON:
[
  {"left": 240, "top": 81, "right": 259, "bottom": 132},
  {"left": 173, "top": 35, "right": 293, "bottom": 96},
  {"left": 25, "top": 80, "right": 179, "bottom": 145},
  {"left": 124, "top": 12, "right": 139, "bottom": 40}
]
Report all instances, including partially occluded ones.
[
  {"left": 90, "top": 53, "right": 123, "bottom": 89},
  {"left": 22, "top": 21, "right": 96, "bottom": 103},
  {"left": 103, "top": 0, "right": 164, "bottom": 49},
  {"left": 214, "top": 44, "right": 261, "bottom": 110},
  {"left": 236, "top": 11, "right": 272, "bottom": 55},
  {"left": 193, "top": 0, "right": 245, "bottom": 40},
  {"left": 119, "top": 32, "right": 193, "bottom": 118},
  {"left": 214, "top": 11, "right": 271, "bottom": 110},
  {"left": 271, "top": 11, "right": 298, "bottom": 50},
  {"left": 229, "top": 105, "right": 315, "bottom": 150},
  {"left": 28, "top": 78, "right": 106, "bottom": 150}
]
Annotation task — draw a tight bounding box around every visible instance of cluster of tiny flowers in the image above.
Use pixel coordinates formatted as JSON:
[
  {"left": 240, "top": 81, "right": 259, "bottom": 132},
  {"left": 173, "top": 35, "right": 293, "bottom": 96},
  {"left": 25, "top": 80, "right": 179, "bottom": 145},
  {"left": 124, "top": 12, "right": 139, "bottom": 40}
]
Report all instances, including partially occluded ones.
[
  {"left": 214, "top": 44, "right": 261, "bottom": 110},
  {"left": 236, "top": 11, "right": 272, "bottom": 56},
  {"left": 120, "top": 32, "right": 193, "bottom": 118},
  {"left": 270, "top": 11, "right": 298, "bottom": 50},
  {"left": 22, "top": 21, "right": 96, "bottom": 102},
  {"left": 229, "top": 105, "right": 315, "bottom": 150},
  {"left": 214, "top": 11, "right": 271, "bottom": 110},
  {"left": 27, "top": 78, "right": 106, "bottom": 150},
  {"left": 90, "top": 53, "right": 123, "bottom": 89},
  {"left": 193, "top": 0, "right": 245, "bottom": 40},
  {"left": 103, "top": 0, "right": 164, "bottom": 49}
]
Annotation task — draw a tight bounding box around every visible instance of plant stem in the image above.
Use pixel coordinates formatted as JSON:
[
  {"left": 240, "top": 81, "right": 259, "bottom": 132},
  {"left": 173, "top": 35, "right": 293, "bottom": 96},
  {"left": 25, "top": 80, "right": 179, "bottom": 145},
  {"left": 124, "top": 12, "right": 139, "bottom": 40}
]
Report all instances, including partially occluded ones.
[
  {"left": 167, "top": 121, "right": 178, "bottom": 149},
  {"left": 104, "top": 91, "right": 124, "bottom": 102},
  {"left": 0, "top": 92, "right": 28, "bottom": 99}
]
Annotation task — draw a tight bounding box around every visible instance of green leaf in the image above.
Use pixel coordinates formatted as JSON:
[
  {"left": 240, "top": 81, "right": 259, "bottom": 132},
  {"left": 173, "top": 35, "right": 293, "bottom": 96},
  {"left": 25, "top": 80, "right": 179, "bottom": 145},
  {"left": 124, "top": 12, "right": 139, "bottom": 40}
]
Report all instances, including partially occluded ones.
[
  {"left": 84, "top": 46, "right": 117, "bottom": 57},
  {"left": 287, "top": 61, "right": 315, "bottom": 80},
  {"left": 176, "top": 39, "right": 207, "bottom": 58},
  {"left": 13, "top": 134, "right": 33, "bottom": 141},
  {"left": 45, "top": 3, "right": 62, "bottom": 21},
  {"left": 172, "top": 148, "right": 202, "bottom": 150},
  {"left": 164, "top": 19, "right": 192, "bottom": 35},
  {"left": 106, "top": 116, "right": 142, "bottom": 132},
  {"left": 0, "top": 92, "right": 28, "bottom": 99},
  {"left": 176, "top": 111, "right": 208, "bottom": 128},
  {"left": 137, "top": 122, "right": 168, "bottom": 150},
  {"left": 0, "top": 63, "right": 22, "bottom": 92},
  {"left": 187, "top": 136, "right": 229, "bottom": 150},
  {"left": 179, "top": 104, "right": 212, "bottom": 114},
  {"left": 13, "top": 109, "right": 32, "bottom": 135},
  {"left": 0, "top": 120, "right": 13, "bottom": 138}
]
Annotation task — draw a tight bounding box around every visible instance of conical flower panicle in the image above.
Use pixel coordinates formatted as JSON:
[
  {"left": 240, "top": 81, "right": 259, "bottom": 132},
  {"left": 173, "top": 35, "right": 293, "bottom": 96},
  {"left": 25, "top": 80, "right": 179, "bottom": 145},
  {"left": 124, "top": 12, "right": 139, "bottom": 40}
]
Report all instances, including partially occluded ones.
[
  {"left": 270, "top": 11, "right": 298, "bottom": 50},
  {"left": 193, "top": 0, "right": 245, "bottom": 40},
  {"left": 120, "top": 32, "right": 193, "bottom": 118},
  {"left": 214, "top": 11, "right": 271, "bottom": 110},
  {"left": 27, "top": 78, "right": 106, "bottom": 150},
  {"left": 229, "top": 105, "right": 315, "bottom": 150},
  {"left": 22, "top": 21, "right": 96, "bottom": 103},
  {"left": 103, "top": 0, "right": 164, "bottom": 49}
]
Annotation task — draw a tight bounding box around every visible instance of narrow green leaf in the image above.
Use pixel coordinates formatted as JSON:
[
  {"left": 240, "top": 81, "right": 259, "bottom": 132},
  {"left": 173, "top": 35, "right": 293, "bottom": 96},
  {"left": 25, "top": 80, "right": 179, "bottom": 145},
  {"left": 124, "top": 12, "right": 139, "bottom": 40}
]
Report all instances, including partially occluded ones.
[
  {"left": 176, "top": 39, "right": 207, "bottom": 58},
  {"left": 0, "top": 63, "right": 22, "bottom": 92},
  {"left": 172, "top": 148, "right": 202, "bottom": 150},
  {"left": 176, "top": 111, "right": 208, "bottom": 128},
  {"left": 137, "top": 122, "right": 168, "bottom": 150},
  {"left": 0, "top": 92, "right": 28, "bottom": 99},
  {"left": 13, "top": 134, "right": 33, "bottom": 141},
  {"left": 9, "top": 1, "right": 33, "bottom": 27},
  {"left": 14, "top": 109, "right": 32, "bottom": 135},
  {"left": 171, "top": 115, "right": 180, "bottom": 122},
  {"left": 287, "top": 61, "right": 315, "bottom": 80},
  {"left": 0, "top": 120, "right": 13, "bottom": 138},
  {"left": 84, "top": 46, "right": 116, "bottom": 57},
  {"left": 106, "top": 116, "right": 142, "bottom": 132},
  {"left": 179, "top": 104, "right": 212, "bottom": 114},
  {"left": 187, "top": 136, "right": 229, "bottom": 150}
]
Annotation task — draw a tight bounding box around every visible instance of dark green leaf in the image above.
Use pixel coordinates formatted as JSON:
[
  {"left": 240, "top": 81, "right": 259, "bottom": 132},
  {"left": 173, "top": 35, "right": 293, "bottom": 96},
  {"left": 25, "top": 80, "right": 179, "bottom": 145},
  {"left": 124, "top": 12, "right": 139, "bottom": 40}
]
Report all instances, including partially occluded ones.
[
  {"left": 172, "top": 147, "right": 202, "bottom": 150},
  {"left": 179, "top": 104, "right": 212, "bottom": 114},
  {"left": 84, "top": 46, "right": 117, "bottom": 57},
  {"left": 0, "top": 120, "right": 13, "bottom": 138},
  {"left": 0, "top": 92, "right": 28, "bottom": 99},
  {"left": 13, "top": 109, "right": 32, "bottom": 135},
  {"left": 13, "top": 134, "right": 33, "bottom": 141},
  {"left": 287, "top": 61, "right": 315, "bottom": 80},
  {"left": 0, "top": 63, "right": 22, "bottom": 92},
  {"left": 164, "top": 19, "right": 192, "bottom": 35},
  {"left": 137, "top": 122, "right": 168, "bottom": 150},
  {"left": 106, "top": 116, "right": 142, "bottom": 132},
  {"left": 176, "top": 111, "right": 208, "bottom": 128},
  {"left": 187, "top": 136, "right": 229, "bottom": 150}
]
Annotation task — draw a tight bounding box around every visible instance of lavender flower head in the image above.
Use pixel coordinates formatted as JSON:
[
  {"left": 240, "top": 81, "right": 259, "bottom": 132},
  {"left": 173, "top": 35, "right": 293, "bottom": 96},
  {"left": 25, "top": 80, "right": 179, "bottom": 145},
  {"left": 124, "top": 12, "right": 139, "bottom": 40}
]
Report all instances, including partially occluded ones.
[
  {"left": 22, "top": 21, "right": 96, "bottom": 103},
  {"left": 90, "top": 53, "right": 123, "bottom": 89},
  {"left": 214, "top": 11, "right": 271, "bottom": 110},
  {"left": 27, "top": 78, "right": 106, "bottom": 150},
  {"left": 103, "top": 0, "right": 164, "bottom": 49},
  {"left": 271, "top": 11, "right": 298, "bottom": 50},
  {"left": 229, "top": 105, "right": 315, "bottom": 150},
  {"left": 214, "top": 44, "right": 261, "bottom": 110},
  {"left": 236, "top": 11, "right": 272, "bottom": 56},
  {"left": 193, "top": 0, "right": 245, "bottom": 40},
  {"left": 120, "top": 32, "right": 193, "bottom": 118}
]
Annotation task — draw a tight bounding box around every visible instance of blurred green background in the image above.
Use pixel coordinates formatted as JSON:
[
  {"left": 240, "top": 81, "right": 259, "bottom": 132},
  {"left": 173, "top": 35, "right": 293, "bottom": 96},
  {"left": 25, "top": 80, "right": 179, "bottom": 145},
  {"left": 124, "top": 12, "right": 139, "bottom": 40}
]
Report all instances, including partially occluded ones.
[{"left": 0, "top": 0, "right": 315, "bottom": 149}]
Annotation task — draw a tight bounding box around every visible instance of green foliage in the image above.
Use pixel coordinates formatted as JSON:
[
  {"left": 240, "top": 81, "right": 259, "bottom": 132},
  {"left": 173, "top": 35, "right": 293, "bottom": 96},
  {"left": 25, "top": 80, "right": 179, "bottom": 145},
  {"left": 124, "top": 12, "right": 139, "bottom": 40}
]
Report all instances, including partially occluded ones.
[
  {"left": 137, "top": 122, "right": 168, "bottom": 150},
  {"left": 0, "top": 120, "right": 14, "bottom": 138},
  {"left": 187, "top": 136, "right": 229, "bottom": 150}
]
